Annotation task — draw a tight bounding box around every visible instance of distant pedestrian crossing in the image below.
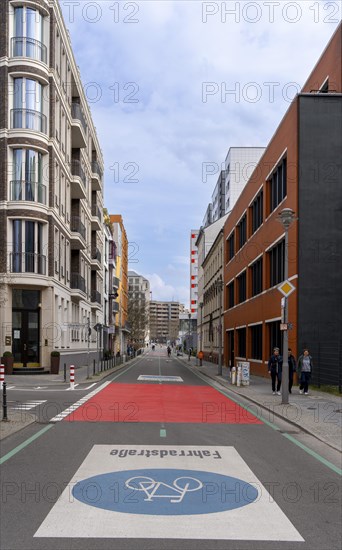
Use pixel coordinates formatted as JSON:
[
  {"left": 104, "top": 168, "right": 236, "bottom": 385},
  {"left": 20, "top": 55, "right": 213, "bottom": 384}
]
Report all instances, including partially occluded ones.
[{"left": 10, "top": 400, "right": 47, "bottom": 411}]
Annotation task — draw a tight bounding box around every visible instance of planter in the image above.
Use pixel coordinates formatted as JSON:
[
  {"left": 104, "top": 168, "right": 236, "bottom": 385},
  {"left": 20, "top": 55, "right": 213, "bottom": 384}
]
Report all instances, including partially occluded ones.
[
  {"left": 50, "top": 355, "right": 60, "bottom": 374},
  {"left": 1, "top": 356, "right": 14, "bottom": 375}
]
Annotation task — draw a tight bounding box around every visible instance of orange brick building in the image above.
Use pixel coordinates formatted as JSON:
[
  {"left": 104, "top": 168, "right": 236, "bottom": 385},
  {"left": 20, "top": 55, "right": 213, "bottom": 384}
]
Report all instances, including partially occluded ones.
[{"left": 223, "top": 24, "right": 342, "bottom": 385}]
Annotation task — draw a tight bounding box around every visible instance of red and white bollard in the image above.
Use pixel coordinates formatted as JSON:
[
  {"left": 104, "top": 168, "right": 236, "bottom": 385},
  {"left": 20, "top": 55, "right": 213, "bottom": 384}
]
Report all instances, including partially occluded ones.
[
  {"left": 70, "top": 365, "right": 75, "bottom": 390},
  {"left": 0, "top": 364, "right": 4, "bottom": 390}
]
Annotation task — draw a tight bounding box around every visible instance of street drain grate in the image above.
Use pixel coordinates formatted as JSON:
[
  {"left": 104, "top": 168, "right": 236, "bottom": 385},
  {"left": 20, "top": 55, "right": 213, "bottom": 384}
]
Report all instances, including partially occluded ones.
[
  {"left": 333, "top": 409, "right": 342, "bottom": 413},
  {"left": 307, "top": 407, "right": 317, "bottom": 410}
]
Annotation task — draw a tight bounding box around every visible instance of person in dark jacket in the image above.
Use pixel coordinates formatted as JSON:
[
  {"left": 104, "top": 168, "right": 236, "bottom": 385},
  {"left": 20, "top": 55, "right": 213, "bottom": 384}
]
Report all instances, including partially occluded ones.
[
  {"left": 288, "top": 348, "right": 297, "bottom": 394},
  {"left": 268, "top": 347, "right": 283, "bottom": 395},
  {"left": 297, "top": 349, "right": 313, "bottom": 395}
]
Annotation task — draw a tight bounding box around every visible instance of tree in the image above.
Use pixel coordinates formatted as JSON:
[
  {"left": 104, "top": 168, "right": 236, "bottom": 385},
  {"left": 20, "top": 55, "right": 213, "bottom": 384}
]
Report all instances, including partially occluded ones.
[{"left": 128, "top": 295, "right": 149, "bottom": 347}]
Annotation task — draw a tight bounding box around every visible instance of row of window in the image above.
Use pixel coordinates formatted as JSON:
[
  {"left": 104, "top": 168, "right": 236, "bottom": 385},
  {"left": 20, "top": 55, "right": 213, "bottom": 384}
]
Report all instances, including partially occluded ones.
[
  {"left": 227, "top": 158, "right": 287, "bottom": 261},
  {"left": 227, "top": 321, "right": 282, "bottom": 360},
  {"left": 226, "top": 240, "right": 284, "bottom": 307}
]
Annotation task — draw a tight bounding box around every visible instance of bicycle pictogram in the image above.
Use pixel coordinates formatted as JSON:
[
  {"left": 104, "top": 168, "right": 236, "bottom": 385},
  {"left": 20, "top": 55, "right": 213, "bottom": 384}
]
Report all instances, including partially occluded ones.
[{"left": 125, "top": 475, "right": 203, "bottom": 503}]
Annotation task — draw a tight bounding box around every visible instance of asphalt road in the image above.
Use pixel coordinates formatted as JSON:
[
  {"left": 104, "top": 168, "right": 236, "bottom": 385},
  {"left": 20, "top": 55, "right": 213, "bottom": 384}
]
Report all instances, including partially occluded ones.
[{"left": 1, "top": 348, "right": 341, "bottom": 550}]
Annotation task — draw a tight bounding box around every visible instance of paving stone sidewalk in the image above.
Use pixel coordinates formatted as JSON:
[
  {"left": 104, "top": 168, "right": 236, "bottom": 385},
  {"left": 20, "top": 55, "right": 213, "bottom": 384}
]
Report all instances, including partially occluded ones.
[{"left": 182, "top": 354, "right": 342, "bottom": 453}]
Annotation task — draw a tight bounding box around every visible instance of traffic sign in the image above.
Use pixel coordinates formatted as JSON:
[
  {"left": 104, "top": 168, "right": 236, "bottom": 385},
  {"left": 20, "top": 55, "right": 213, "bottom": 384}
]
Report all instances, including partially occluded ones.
[{"left": 278, "top": 280, "right": 296, "bottom": 297}]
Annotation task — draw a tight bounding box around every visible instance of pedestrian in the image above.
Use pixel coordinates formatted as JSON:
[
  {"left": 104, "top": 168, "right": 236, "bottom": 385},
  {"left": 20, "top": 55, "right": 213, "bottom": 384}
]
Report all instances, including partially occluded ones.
[
  {"left": 288, "top": 348, "right": 297, "bottom": 394},
  {"left": 268, "top": 347, "right": 283, "bottom": 395},
  {"left": 297, "top": 348, "right": 313, "bottom": 395}
]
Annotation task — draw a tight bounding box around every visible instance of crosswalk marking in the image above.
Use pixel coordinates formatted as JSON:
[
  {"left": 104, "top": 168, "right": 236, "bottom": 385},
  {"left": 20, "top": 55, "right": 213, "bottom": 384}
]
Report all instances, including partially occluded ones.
[
  {"left": 50, "top": 381, "right": 111, "bottom": 422},
  {"left": 11, "top": 400, "right": 47, "bottom": 411}
]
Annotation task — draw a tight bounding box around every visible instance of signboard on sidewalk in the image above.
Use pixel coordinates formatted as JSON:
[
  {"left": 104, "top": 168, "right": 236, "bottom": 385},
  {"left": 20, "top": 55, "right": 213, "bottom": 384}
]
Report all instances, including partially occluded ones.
[{"left": 237, "top": 362, "right": 250, "bottom": 386}]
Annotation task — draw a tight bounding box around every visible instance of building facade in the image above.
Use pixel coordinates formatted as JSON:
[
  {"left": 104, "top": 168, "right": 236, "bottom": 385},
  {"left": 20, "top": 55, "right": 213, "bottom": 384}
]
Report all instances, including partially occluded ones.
[
  {"left": 189, "top": 230, "right": 199, "bottom": 316},
  {"left": 224, "top": 147, "right": 265, "bottom": 214},
  {"left": 211, "top": 170, "right": 226, "bottom": 223},
  {"left": 149, "top": 301, "right": 184, "bottom": 344},
  {"left": 223, "top": 24, "right": 342, "bottom": 384},
  {"left": 128, "top": 270, "right": 150, "bottom": 346},
  {"left": 110, "top": 215, "right": 129, "bottom": 356},
  {"left": 0, "top": 0, "right": 105, "bottom": 369}
]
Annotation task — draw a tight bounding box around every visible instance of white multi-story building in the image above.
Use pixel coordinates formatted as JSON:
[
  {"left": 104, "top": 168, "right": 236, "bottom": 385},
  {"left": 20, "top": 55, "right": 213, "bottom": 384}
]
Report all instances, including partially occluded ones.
[
  {"left": 190, "top": 230, "right": 199, "bottom": 317},
  {"left": 128, "top": 270, "right": 150, "bottom": 344},
  {"left": 224, "top": 147, "right": 265, "bottom": 214},
  {"left": 0, "top": 0, "right": 105, "bottom": 370}
]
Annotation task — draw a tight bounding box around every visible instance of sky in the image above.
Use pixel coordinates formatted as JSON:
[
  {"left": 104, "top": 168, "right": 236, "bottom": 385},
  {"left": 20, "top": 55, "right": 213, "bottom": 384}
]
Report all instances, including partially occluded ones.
[{"left": 59, "top": 0, "right": 340, "bottom": 306}]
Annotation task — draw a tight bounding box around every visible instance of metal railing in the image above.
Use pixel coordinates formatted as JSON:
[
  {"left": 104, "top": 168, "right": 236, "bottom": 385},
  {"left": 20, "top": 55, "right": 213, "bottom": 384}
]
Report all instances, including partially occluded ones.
[
  {"left": 70, "top": 216, "right": 86, "bottom": 240},
  {"left": 91, "top": 160, "right": 103, "bottom": 179},
  {"left": 11, "top": 36, "right": 47, "bottom": 63},
  {"left": 10, "top": 180, "right": 46, "bottom": 204},
  {"left": 11, "top": 108, "right": 47, "bottom": 133},
  {"left": 112, "top": 301, "right": 119, "bottom": 313},
  {"left": 91, "top": 203, "right": 102, "bottom": 221},
  {"left": 92, "top": 247, "right": 101, "bottom": 262},
  {"left": 10, "top": 252, "right": 46, "bottom": 275},
  {"left": 70, "top": 273, "right": 86, "bottom": 293},
  {"left": 71, "top": 102, "right": 87, "bottom": 134},
  {"left": 71, "top": 159, "right": 87, "bottom": 188},
  {"left": 91, "top": 289, "right": 102, "bottom": 304}
]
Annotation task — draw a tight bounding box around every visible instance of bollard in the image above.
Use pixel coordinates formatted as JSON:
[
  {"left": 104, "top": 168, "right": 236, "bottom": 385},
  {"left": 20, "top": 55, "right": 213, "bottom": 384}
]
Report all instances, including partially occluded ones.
[
  {"left": 93, "top": 359, "right": 96, "bottom": 376},
  {"left": 0, "top": 364, "right": 4, "bottom": 390},
  {"left": 231, "top": 366, "right": 236, "bottom": 385},
  {"left": 70, "top": 365, "right": 75, "bottom": 390},
  {"left": 237, "top": 366, "right": 242, "bottom": 387},
  {"left": 2, "top": 381, "right": 8, "bottom": 421}
]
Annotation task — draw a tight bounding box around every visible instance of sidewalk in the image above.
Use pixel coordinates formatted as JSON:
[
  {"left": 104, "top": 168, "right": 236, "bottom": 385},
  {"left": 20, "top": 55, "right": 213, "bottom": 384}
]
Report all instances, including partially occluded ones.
[{"left": 182, "top": 354, "right": 342, "bottom": 453}]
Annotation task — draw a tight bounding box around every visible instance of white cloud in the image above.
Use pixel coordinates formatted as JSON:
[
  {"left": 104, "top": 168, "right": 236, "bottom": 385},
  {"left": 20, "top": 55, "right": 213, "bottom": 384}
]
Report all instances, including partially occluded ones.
[{"left": 60, "top": 1, "right": 340, "bottom": 300}]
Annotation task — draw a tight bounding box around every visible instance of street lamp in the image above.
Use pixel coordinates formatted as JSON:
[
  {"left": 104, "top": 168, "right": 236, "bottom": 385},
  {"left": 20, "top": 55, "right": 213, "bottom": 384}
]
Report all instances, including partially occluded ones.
[
  {"left": 215, "top": 279, "right": 224, "bottom": 376},
  {"left": 277, "top": 208, "right": 296, "bottom": 405},
  {"left": 188, "top": 312, "right": 191, "bottom": 361},
  {"left": 199, "top": 302, "right": 204, "bottom": 366}
]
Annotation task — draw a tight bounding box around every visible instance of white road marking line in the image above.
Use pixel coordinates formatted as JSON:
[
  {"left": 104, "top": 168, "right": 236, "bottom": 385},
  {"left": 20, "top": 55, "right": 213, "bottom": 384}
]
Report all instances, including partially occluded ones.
[
  {"left": 84, "top": 383, "right": 96, "bottom": 390},
  {"left": 65, "top": 384, "right": 79, "bottom": 390},
  {"left": 50, "top": 381, "right": 111, "bottom": 422}
]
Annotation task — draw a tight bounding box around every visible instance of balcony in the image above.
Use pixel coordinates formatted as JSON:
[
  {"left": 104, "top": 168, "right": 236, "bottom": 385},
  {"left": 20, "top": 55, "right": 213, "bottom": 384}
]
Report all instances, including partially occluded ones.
[
  {"left": 10, "top": 180, "right": 46, "bottom": 204},
  {"left": 90, "top": 247, "right": 101, "bottom": 270},
  {"left": 91, "top": 203, "right": 102, "bottom": 230},
  {"left": 109, "top": 243, "right": 117, "bottom": 266},
  {"left": 70, "top": 216, "right": 86, "bottom": 249},
  {"left": 71, "top": 102, "right": 87, "bottom": 148},
  {"left": 11, "top": 37, "right": 47, "bottom": 64},
  {"left": 91, "top": 160, "right": 102, "bottom": 191},
  {"left": 91, "top": 289, "right": 102, "bottom": 307},
  {"left": 70, "top": 273, "right": 86, "bottom": 300},
  {"left": 10, "top": 252, "right": 46, "bottom": 275},
  {"left": 11, "top": 108, "right": 47, "bottom": 134},
  {"left": 112, "top": 301, "right": 119, "bottom": 313},
  {"left": 70, "top": 160, "right": 86, "bottom": 199},
  {"left": 113, "top": 276, "right": 120, "bottom": 289}
]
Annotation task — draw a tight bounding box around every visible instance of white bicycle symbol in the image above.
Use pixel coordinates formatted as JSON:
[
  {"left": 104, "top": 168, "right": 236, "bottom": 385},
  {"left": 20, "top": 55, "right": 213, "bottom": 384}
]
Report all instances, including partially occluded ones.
[{"left": 125, "top": 476, "right": 203, "bottom": 503}]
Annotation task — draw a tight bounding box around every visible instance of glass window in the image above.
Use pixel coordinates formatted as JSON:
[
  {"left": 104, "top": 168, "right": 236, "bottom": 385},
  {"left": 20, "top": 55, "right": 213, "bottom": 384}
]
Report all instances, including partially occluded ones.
[
  {"left": 13, "top": 7, "right": 45, "bottom": 62},
  {"left": 11, "top": 149, "right": 45, "bottom": 203}
]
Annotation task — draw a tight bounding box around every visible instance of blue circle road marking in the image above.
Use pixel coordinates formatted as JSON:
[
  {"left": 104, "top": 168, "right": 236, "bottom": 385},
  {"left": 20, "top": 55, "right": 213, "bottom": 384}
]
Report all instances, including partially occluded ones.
[{"left": 72, "top": 468, "right": 258, "bottom": 515}]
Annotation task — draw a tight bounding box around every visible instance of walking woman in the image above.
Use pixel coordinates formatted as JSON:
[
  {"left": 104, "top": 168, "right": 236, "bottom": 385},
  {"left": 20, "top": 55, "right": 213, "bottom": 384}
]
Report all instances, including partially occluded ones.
[
  {"left": 268, "top": 347, "right": 283, "bottom": 395},
  {"left": 297, "top": 348, "right": 313, "bottom": 395}
]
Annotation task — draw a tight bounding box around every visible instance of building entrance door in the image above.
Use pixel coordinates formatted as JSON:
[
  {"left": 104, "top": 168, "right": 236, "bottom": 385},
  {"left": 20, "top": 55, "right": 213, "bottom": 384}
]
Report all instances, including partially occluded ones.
[{"left": 12, "top": 289, "right": 40, "bottom": 367}]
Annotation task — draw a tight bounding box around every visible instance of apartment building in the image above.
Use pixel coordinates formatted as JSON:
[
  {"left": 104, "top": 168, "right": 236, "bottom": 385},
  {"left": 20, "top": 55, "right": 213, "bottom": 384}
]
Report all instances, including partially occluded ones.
[
  {"left": 0, "top": 0, "right": 105, "bottom": 370},
  {"left": 128, "top": 270, "right": 150, "bottom": 345},
  {"left": 223, "top": 23, "right": 342, "bottom": 385},
  {"left": 150, "top": 301, "right": 184, "bottom": 344},
  {"left": 190, "top": 230, "right": 199, "bottom": 316},
  {"left": 224, "top": 147, "right": 265, "bottom": 214},
  {"left": 211, "top": 170, "right": 226, "bottom": 223},
  {"left": 110, "top": 215, "right": 129, "bottom": 355}
]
